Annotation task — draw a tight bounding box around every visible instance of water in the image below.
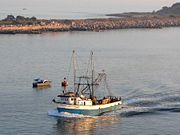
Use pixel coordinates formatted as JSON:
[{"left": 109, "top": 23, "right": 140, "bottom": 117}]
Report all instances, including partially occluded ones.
[
  {"left": 0, "top": 28, "right": 180, "bottom": 134},
  {"left": 0, "top": 0, "right": 178, "bottom": 19}
]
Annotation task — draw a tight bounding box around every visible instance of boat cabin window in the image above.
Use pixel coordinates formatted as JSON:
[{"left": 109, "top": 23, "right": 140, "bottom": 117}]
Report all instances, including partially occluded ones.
[{"left": 71, "top": 98, "right": 74, "bottom": 101}]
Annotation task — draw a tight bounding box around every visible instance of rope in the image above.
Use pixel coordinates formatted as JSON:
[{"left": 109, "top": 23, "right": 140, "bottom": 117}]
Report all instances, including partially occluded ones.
[
  {"left": 105, "top": 76, "right": 113, "bottom": 96},
  {"left": 66, "top": 51, "right": 73, "bottom": 82}
]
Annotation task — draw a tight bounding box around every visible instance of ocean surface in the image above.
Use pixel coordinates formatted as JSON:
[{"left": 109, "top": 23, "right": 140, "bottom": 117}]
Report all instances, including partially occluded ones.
[{"left": 0, "top": 28, "right": 180, "bottom": 134}]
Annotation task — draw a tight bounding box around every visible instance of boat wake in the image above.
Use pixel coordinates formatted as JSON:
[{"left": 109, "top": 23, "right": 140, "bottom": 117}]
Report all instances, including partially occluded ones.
[
  {"left": 48, "top": 91, "right": 180, "bottom": 118},
  {"left": 116, "top": 91, "right": 180, "bottom": 117}
]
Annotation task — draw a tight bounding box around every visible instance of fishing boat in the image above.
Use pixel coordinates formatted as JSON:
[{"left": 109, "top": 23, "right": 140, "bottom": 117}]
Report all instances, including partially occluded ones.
[
  {"left": 53, "top": 50, "right": 123, "bottom": 116},
  {"left": 32, "top": 78, "right": 51, "bottom": 88}
]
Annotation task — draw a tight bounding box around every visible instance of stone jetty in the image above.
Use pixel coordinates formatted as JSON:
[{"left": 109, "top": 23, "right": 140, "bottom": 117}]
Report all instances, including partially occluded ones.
[{"left": 0, "top": 16, "right": 180, "bottom": 34}]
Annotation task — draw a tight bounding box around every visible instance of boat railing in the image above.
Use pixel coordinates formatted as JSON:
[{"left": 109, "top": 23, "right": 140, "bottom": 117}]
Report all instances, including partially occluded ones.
[{"left": 109, "top": 96, "right": 121, "bottom": 102}]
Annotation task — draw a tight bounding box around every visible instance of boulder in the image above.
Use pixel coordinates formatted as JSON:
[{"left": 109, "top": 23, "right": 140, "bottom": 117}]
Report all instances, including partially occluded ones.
[{"left": 3, "top": 15, "right": 15, "bottom": 21}]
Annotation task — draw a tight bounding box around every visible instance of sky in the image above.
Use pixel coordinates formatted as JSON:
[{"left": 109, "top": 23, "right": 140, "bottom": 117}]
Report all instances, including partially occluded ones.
[
  {"left": 0, "top": 0, "right": 178, "bottom": 11},
  {"left": 0, "top": 0, "right": 178, "bottom": 19}
]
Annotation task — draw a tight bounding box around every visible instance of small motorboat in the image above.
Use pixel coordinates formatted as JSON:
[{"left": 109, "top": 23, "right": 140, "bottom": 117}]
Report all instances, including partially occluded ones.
[{"left": 32, "top": 78, "right": 51, "bottom": 88}]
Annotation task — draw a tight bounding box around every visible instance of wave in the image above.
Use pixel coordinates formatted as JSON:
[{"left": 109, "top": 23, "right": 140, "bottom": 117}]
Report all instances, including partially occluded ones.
[
  {"left": 118, "top": 91, "right": 180, "bottom": 117},
  {"left": 117, "top": 103, "right": 180, "bottom": 117}
]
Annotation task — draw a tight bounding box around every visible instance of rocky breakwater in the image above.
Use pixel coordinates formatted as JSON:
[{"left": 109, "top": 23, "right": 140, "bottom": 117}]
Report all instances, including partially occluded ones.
[
  {"left": 71, "top": 16, "right": 180, "bottom": 30},
  {"left": 0, "top": 15, "right": 72, "bottom": 34},
  {"left": 0, "top": 22, "right": 71, "bottom": 34},
  {"left": 0, "top": 15, "right": 180, "bottom": 34}
]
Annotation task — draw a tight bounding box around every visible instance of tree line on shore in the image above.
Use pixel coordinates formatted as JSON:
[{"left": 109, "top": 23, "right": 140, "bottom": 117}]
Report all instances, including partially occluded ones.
[{"left": 0, "top": 15, "right": 39, "bottom": 25}]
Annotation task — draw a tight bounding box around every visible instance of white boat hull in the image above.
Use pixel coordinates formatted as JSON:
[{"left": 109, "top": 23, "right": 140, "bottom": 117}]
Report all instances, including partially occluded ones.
[{"left": 56, "top": 100, "right": 123, "bottom": 116}]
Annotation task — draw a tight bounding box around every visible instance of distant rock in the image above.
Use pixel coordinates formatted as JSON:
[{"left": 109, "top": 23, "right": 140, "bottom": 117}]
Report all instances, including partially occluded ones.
[
  {"left": 156, "top": 2, "right": 180, "bottom": 16},
  {"left": 30, "top": 16, "right": 37, "bottom": 21},
  {"left": 3, "top": 15, "right": 15, "bottom": 21},
  {"left": 16, "top": 16, "right": 26, "bottom": 21},
  {"left": 2, "top": 15, "right": 37, "bottom": 22}
]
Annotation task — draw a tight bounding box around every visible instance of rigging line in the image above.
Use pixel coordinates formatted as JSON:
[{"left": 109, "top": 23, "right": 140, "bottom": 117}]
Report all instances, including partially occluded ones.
[
  {"left": 86, "top": 52, "right": 94, "bottom": 89},
  {"left": 103, "top": 78, "right": 107, "bottom": 97},
  {"left": 75, "top": 51, "right": 83, "bottom": 78},
  {"left": 72, "top": 50, "right": 77, "bottom": 92},
  {"left": 104, "top": 75, "right": 112, "bottom": 96},
  {"left": 91, "top": 50, "right": 95, "bottom": 98},
  {"left": 67, "top": 51, "right": 73, "bottom": 82},
  {"left": 85, "top": 52, "right": 91, "bottom": 77},
  {"left": 74, "top": 51, "right": 87, "bottom": 92},
  {"left": 76, "top": 52, "right": 87, "bottom": 92},
  {"left": 80, "top": 52, "right": 92, "bottom": 92},
  {"left": 77, "top": 52, "right": 91, "bottom": 92},
  {"left": 122, "top": 89, "right": 146, "bottom": 98}
]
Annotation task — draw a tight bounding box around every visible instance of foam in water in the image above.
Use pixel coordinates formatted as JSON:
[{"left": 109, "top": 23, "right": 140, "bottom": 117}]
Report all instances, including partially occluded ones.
[{"left": 119, "top": 92, "right": 180, "bottom": 117}]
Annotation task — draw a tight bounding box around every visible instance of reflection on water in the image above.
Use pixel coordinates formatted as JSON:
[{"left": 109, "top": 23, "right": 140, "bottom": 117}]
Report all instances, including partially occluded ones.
[
  {"left": 56, "top": 116, "right": 121, "bottom": 134},
  {"left": 51, "top": 88, "right": 180, "bottom": 134},
  {"left": 33, "top": 85, "right": 52, "bottom": 90}
]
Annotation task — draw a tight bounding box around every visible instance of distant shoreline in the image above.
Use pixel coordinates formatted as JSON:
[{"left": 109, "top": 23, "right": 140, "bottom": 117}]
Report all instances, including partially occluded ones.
[
  {"left": 0, "top": 16, "right": 180, "bottom": 34},
  {"left": 0, "top": 2, "right": 180, "bottom": 34}
]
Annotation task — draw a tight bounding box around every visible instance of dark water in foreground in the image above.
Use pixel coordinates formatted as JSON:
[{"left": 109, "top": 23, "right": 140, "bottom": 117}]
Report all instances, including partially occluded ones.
[{"left": 0, "top": 28, "right": 180, "bottom": 134}]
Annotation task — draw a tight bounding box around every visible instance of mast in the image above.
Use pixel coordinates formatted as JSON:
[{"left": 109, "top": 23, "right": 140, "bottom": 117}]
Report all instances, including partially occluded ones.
[
  {"left": 72, "top": 50, "right": 76, "bottom": 93},
  {"left": 91, "top": 51, "right": 94, "bottom": 98}
]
